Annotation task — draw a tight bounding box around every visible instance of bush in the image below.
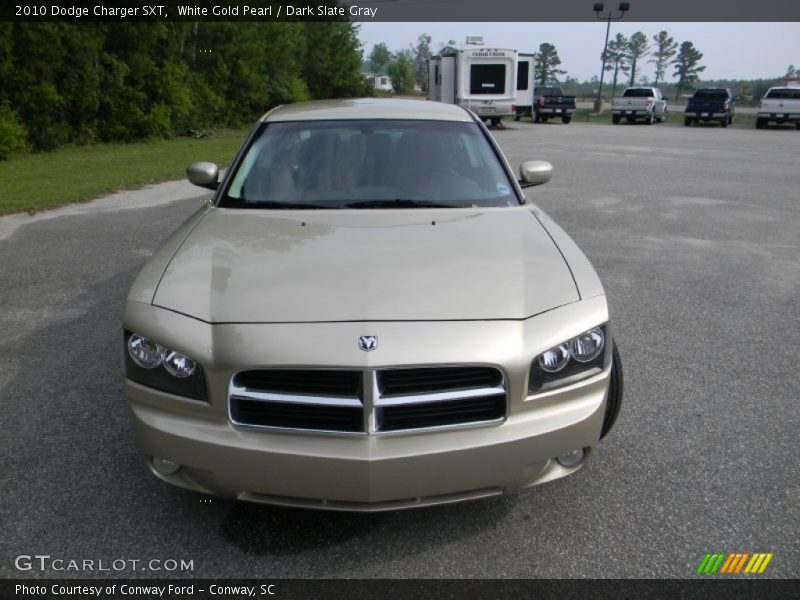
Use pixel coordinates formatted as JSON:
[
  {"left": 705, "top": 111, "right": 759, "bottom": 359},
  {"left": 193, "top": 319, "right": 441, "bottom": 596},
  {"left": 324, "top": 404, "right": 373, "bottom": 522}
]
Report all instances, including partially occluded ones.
[{"left": 0, "top": 103, "right": 29, "bottom": 160}]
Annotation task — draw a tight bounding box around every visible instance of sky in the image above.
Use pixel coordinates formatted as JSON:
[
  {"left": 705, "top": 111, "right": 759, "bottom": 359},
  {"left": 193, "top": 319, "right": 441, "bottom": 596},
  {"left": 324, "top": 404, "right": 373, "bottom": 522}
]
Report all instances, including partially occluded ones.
[{"left": 357, "top": 22, "right": 800, "bottom": 81}]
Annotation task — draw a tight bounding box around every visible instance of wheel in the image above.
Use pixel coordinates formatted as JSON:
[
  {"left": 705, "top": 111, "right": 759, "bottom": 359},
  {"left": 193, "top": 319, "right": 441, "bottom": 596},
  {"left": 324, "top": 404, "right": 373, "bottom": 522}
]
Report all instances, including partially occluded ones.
[
  {"left": 646, "top": 111, "right": 654, "bottom": 125},
  {"left": 684, "top": 117, "right": 692, "bottom": 127},
  {"left": 720, "top": 119, "right": 728, "bottom": 128},
  {"left": 562, "top": 116, "right": 572, "bottom": 124},
  {"left": 541, "top": 116, "right": 549, "bottom": 123},
  {"left": 728, "top": 115, "right": 734, "bottom": 125},
  {"left": 490, "top": 117, "right": 501, "bottom": 127},
  {"left": 612, "top": 114, "right": 621, "bottom": 124},
  {"left": 756, "top": 118, "right": 767, "bottom": 129},
  {"left": 659, "top": 109, "right": 668, "bottom": 123},
  {"left": 796, "top": 122, "right": 800, "bottom": 130},
  {"left": 513, "top": 114, "right": 521, "bottom": 122},
  {"left": 533, "top": 111, "right": 541, "bottom": 123},
  {"left": 600, "top": 342, "right": 623, "bottom": 439}
]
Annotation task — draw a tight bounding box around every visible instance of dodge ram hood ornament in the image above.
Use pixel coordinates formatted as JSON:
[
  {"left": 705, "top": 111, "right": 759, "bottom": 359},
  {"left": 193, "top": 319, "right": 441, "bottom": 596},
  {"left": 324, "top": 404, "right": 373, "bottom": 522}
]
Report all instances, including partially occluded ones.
[{"left": 358, "top": 336, "right": 378, "bottom": 352}]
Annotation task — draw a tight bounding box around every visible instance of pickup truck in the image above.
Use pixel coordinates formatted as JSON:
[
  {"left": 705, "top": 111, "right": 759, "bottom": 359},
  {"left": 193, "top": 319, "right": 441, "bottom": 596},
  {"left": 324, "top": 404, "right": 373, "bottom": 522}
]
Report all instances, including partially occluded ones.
[
  {"left": 530, "top": 86, "right": 577, "bottom": 124},
  {"left": 756, "top": 85, "right": 800, "bottom": 129},
  {"left": 684, "top": 88, "right": 735, "bottom": 127},
  {"left": 611, "top": 87, "right": 668, "bottom": 125}
]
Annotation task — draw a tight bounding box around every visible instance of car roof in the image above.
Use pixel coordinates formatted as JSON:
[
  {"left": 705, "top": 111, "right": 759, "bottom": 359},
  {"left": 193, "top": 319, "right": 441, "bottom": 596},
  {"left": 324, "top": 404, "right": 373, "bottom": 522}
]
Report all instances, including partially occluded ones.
[{"left": 262, "top": 98, "right": 474, "bottom": 123}]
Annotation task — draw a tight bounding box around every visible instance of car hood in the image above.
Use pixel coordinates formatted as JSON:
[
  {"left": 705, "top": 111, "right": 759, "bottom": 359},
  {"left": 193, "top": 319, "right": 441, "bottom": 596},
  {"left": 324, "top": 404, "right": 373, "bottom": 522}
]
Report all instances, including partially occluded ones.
[{"left": 152, "top": 207, "right": 579, "bottom": 323}]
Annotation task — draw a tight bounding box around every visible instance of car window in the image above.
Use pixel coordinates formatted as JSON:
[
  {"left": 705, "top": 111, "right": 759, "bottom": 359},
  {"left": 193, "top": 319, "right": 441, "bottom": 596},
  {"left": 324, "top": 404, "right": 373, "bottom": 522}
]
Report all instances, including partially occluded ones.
[
  {"left": 222, "top": 120, "right": 518, "bottom": 209},
  {"left": 766, "top": 88, "right": 800, "bottom": 99},
  {"left": 622, "top": 88, "right": 655, "bottom": 97},
  {"left": 693, "top": 90, "right": 729, "bottom": 99}
]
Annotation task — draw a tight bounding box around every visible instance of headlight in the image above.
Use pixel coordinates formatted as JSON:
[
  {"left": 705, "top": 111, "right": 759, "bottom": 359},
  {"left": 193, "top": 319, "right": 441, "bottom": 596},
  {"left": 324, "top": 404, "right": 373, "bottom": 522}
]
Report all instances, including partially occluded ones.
[
  {"left": 127, "top": 334, "right": 165, "bottom": 369},
  {"left": 529, "top": 325, "right": 610, "bottom": 393},
  {"left": 124, "top": 331, "right": 207, "bottom": 401}
]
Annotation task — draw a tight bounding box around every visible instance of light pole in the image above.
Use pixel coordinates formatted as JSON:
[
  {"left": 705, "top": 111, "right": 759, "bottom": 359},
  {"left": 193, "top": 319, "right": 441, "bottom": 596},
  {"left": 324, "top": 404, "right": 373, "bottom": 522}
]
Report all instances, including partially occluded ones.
[{"left": 593, "top": 2, "right": 630, "bottom": 113}]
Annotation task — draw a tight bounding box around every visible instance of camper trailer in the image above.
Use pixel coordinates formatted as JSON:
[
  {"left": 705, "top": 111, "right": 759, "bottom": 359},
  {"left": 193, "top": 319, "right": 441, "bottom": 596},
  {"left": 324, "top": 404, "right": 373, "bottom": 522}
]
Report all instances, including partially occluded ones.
[
  {"left": 428, "top": 36, "right": 519, "bottom": 125},
  {"left": 512, "top": 52, "right": 535, "bottom": 121}
]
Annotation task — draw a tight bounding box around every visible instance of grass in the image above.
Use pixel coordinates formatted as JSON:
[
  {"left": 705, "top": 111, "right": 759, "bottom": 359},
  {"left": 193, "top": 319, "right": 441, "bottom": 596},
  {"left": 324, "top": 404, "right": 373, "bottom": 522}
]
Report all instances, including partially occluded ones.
[{"left": 0, "top": 127, "right": 251, "bottom": 216}]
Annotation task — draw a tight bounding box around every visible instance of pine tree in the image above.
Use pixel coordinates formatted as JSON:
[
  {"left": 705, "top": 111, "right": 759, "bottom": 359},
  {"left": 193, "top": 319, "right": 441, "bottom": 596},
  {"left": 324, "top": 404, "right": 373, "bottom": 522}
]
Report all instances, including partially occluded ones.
[
  {"left": 627, "top": 32, "right": 649, "bottom": 86},
  {"left": 649, "top": 31, "right": 678, "bottom": 87},
  {"left": 534, "top": 43, "right": 566, "bottom": 86},
  {"left": 672, "top": 41, "right": 706, "bottom": 100}
]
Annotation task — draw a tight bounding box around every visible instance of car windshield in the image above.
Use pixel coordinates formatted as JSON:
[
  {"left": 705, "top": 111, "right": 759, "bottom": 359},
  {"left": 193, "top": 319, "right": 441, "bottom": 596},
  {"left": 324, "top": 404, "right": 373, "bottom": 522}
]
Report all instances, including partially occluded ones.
[{"left": 221, "top": 120, "right": 518, "bottom": 209}]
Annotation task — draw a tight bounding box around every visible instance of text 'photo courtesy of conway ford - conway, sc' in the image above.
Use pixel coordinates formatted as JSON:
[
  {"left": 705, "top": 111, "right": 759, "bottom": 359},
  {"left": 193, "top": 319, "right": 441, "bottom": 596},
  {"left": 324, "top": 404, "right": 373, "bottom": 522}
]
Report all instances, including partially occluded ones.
[{"left": 123, "top": 98, "right": 623, "bottom": 512}]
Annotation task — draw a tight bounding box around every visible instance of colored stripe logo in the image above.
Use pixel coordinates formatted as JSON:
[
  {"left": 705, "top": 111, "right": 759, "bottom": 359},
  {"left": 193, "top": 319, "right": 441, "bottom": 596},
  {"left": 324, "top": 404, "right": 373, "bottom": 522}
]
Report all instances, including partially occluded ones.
[{"left": 696, "top": 552, "right": 773, "bottom": 574}]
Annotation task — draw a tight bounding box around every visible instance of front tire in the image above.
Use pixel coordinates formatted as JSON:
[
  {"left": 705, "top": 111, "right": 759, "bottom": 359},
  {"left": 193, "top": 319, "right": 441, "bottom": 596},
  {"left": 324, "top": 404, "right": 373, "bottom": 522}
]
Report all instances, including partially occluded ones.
[
  {"left": 490, "top": 117, "right": 501, "bottom": 127},
  {"left": 601, "top": 342, "right": 623, "bottom": 439},
  {"left": 756, "top": 118, "right": 767, "bottom": 129},
  {"left": 684, "top": 117, "right": 692, "bottom": 127},
  {"left": 646, "top": 111, "right": 654, "bottom": 125},
  {"left": 720, "top": 118, "right": 728, "bottom": 128},
  {"left": 612, "top": 114, "right": 621, "bottom": 124},
  {"left": 562, "top": 116, "right": 572, "bottom": 124}
]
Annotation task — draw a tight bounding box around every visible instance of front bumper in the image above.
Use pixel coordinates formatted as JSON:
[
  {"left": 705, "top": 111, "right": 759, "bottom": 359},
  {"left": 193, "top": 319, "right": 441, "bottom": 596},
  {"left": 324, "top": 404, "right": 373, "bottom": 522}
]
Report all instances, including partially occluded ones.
[{"left": 124, "top": 296, "right": 611, "bottom": 510}]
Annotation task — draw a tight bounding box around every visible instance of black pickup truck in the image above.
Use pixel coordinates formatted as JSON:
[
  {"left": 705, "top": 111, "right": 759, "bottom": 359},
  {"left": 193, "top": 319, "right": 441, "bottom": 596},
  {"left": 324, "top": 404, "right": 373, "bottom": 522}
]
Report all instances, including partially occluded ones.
[
  {"left": 532, "top": 86, "right": 577, "bottom": 124},
  {"left": 684, "top": 88, "right": 735, "bottom": 127}
]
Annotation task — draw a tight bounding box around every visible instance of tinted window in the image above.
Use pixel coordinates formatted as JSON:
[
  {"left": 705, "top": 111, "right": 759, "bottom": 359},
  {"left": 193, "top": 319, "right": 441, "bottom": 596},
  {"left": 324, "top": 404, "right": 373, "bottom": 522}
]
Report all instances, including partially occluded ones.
[
  {"left": 517, "top": 61, "right": 529, "bottom": 91},
  {"left": 693, "top": 89, "right": 730, "bottom": 99},
  {"left": 470, "top": 64, "right": 506, "bottom": 94},
  {"left": 623, "top": 88, "right": 655, "bottom": 97},
  {"left": 766, "top": 88, "right": 800, "bottom": 99},
  {"left": 222, "top": 120, "right": 518, "bottom": 209},
  {"left": 537, "top": 87, "right": 562, "bottom": 96}
]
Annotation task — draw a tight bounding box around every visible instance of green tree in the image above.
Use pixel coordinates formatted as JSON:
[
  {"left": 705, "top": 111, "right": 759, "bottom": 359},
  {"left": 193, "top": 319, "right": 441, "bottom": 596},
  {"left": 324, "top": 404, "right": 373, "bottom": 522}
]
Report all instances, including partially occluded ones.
[
  {"left": 602, "top": 33, "right": 630, "bottom": 98},
  {"left": 409, "top": 33, "right": 432, "bottom": 87},
  {"left": 627, "top": 32, "right": 649, "bottom": 86},
  {"left": 649, "top": 31, "right": 678, "bottom": 86},
  {"left": 301, "top": 21, "right": 369, "bottom": 100},
  {"left": 672, "top": 41, "right": 706, "bottom": 100},
  {"left": 386, "top": 51, "right": 415, "bottom": 94},
  {"left": 369, "top": 42, "right": 391, "bottom": 72},
  {"left": 534, "top": 42, "right": 566, "bottom": 86}
]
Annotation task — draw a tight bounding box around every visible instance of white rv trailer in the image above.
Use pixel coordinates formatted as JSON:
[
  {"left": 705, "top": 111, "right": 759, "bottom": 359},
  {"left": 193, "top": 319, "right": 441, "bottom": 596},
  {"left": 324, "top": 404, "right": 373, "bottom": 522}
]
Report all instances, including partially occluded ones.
[
  {"left": 427, "top": 36, "right": 519, "bottom": 125},
  {"left": 512, "top": 52, "right": 535, "bottom": 121}
]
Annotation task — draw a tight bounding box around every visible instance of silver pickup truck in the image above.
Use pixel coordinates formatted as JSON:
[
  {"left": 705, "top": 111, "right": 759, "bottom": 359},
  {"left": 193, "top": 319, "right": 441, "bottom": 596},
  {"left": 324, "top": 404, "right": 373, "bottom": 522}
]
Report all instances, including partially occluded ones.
[
  {"left": 611, "top": 87, "right": 668, "bottom": 125},
  {"left": 756, "top": 85, "right": 800, "bottom": 129}
]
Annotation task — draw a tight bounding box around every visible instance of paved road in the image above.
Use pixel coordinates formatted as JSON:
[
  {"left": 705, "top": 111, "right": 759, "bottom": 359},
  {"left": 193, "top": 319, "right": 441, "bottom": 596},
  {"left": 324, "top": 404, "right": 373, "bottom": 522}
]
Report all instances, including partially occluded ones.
[{"left": 1, "top": 121, "right": 798, "bottom": 579}]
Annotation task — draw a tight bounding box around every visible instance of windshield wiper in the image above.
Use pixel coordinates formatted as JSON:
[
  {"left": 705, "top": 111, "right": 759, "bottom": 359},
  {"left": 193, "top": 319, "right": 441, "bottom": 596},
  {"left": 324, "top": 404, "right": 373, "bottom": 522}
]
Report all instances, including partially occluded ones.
[{"left": 344, "top": 199, "right": 455, "bottom": 209}]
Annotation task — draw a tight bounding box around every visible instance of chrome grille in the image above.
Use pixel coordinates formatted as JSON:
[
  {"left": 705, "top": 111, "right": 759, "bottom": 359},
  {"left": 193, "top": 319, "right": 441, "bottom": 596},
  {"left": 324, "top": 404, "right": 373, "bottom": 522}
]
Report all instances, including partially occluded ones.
[{"left": 229, "top": 366, "right": 507, "bottom": 434}]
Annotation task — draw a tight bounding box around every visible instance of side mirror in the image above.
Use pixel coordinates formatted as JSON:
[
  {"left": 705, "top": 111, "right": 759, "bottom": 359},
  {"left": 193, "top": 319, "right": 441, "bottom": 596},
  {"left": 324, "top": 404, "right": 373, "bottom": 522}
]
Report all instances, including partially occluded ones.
[
  {"left": 187, "top": 161, "right": 219, "bottom": 190},
  {"left": 519, "top": 160, "right": 553, "bottom": 188}
]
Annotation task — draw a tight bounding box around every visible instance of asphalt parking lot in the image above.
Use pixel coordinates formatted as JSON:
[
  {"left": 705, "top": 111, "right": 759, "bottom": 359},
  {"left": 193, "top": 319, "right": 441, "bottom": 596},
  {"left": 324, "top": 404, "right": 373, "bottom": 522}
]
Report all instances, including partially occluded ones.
[{"left": 1, "top": 120, "right": 797, "bottom": 579}]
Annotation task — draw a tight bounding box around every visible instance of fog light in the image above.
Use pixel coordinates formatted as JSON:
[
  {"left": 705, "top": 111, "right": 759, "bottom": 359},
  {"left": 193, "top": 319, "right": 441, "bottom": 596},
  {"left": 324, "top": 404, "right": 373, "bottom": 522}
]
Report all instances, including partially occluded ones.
[
  {"left": 152, "top": 457, "right": 181, "bottom": 476},
  {"left": 556, "top": 448, "right": 585, "bottom": 468}
]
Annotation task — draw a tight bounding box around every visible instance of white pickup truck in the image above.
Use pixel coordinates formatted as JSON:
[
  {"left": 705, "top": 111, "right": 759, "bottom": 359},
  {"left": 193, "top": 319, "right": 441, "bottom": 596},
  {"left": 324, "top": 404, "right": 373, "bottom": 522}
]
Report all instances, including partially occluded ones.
[
  {"left": 611, "top": 87, "right": 668, "bottom": 125},
  {"left": 756, "top": 85, "right": 800, "bottom": 129}
]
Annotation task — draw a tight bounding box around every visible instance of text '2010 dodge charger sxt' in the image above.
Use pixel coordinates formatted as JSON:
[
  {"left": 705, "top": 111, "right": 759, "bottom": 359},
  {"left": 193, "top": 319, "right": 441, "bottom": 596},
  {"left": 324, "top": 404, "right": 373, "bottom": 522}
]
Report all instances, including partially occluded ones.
[{"left": 123, "top": 98, "right": 623, "bottom": 511}]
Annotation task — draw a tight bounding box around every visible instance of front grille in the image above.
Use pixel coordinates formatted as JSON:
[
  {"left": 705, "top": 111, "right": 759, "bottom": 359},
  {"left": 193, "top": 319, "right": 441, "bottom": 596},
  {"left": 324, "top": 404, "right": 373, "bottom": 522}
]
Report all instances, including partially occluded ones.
[
  {"left": 379, "top": 393, "right": 506, "bottom": 432},
  {"left": 230, "top": 366, "right": 506, "bottom": 434},
  {"left": 379, "top": 366, "right": 502, "bottom": 396},
  {"left": 231, "top": 398, "right": 363, "bottom": 432},
  {"left": 234, "top": 369, "right": 361, "bottom": 397}
]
